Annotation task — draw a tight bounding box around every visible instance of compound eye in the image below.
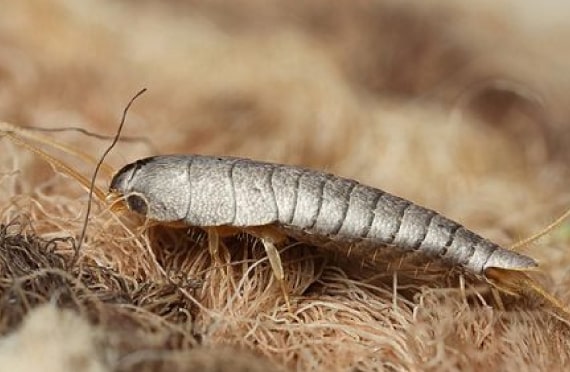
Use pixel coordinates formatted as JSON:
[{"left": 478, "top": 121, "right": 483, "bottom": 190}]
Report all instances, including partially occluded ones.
[{"left": 126, "top": 194, "right": 148, "bottom": 215}]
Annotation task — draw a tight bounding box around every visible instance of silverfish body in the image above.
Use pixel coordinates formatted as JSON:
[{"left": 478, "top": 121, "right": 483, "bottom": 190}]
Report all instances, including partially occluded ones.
[{"left": 109, "top": 154, "right": 537, "bottom": 276}]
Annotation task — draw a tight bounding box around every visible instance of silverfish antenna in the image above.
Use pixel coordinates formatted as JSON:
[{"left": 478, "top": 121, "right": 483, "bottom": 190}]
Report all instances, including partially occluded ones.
[{"left": 71, "top": 88, "right": 147, "bottom": 267}]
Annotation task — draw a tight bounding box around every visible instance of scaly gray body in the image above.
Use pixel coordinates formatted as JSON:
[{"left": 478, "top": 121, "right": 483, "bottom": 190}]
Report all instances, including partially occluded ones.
[{"left": 109, "top": 154, "right": 537, "bottom": 276}]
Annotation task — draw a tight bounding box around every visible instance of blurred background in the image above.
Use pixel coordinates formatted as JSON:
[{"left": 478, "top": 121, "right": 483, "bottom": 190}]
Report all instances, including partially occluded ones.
[
  {"left": 2, "top": 1, "right": 570, "bottom": 370},
  {"left": 2, "top": 0, "right": 570, "bottom": 278}
]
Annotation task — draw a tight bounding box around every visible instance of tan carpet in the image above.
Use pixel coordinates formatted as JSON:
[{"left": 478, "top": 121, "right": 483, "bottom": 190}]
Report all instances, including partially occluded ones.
[{"left": 0, "top": 1, "right": 569, "bottom": 370}]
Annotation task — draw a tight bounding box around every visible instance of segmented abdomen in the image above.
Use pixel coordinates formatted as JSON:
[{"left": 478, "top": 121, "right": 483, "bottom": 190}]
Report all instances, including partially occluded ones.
[{"left": 184, "top": 155, "right": 537, "bottom": 275}]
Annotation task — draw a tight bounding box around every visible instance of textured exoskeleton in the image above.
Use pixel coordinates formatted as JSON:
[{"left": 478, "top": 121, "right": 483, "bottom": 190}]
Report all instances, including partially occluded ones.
[{"left": 109, "top": 155, "right": 537, "bottom": 282}]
